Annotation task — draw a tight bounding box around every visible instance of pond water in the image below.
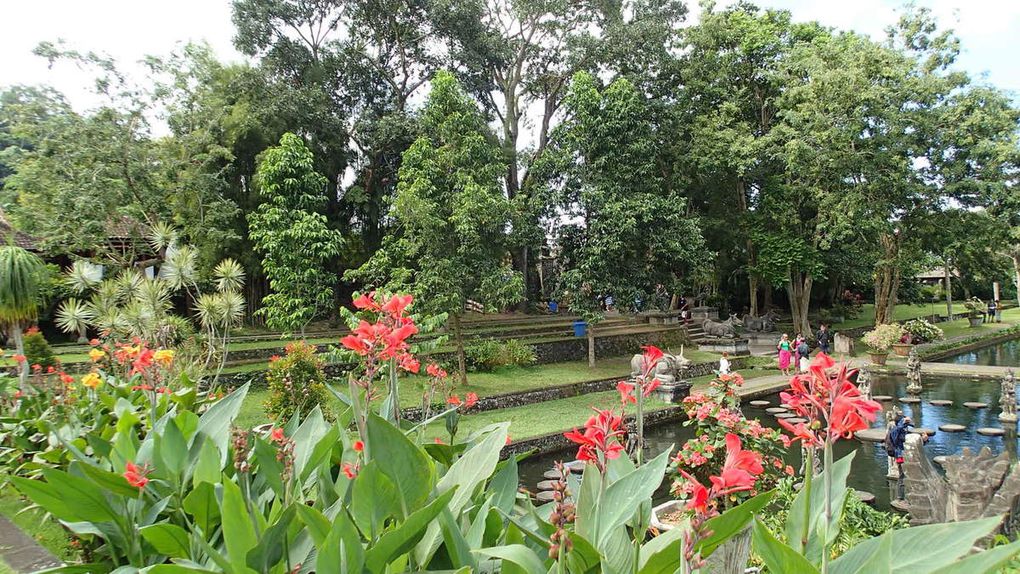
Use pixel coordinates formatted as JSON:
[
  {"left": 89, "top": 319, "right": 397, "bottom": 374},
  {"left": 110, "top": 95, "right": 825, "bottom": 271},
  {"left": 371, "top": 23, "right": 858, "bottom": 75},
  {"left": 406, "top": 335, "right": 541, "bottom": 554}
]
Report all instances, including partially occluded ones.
[
  {"left": 518, "top": 373, "right": 1019, "bottom": 511},
  {"left": 937, "top": 337, "right": 1020, "bottom": 367}
]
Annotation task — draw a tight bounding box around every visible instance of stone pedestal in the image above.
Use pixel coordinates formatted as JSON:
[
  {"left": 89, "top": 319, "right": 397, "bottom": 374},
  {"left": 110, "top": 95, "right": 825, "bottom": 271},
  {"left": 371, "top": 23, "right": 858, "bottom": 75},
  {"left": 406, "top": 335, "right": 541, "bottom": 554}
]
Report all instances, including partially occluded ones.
[
  {"left": 745, "top": 332, "right": 780, "bottom": 346},
  {"left": 690, "top": 306, "right": 718, "bottom": 322},
  {"left": 653, "top": 381, "right": 692, "bottom": 404},
  {"left": 696, "top": 338, "right": 750, "bottom": 356}
]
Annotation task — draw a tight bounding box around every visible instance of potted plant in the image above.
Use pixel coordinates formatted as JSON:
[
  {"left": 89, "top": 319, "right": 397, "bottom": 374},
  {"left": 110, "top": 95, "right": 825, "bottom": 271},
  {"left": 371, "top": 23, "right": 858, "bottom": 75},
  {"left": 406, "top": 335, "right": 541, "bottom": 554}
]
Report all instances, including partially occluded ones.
[
  {"left": 903, "top": 318, "right": 945, "bottom": 344},
  {"left": 862, "top": 323, "right": 904, "bottom": 365},
  {"left": 891, "top": 332, "right": 913, "bottom": 357},
  {"left": 964, "top": 297, "right": 986, "bottom": 328}
]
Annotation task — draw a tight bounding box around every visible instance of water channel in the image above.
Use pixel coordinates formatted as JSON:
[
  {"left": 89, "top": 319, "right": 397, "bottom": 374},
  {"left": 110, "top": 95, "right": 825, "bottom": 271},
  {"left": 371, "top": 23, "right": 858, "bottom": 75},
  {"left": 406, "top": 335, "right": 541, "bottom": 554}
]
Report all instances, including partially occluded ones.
[{"left": 518, "top": 338, "right": 1020, "bottom": 511}]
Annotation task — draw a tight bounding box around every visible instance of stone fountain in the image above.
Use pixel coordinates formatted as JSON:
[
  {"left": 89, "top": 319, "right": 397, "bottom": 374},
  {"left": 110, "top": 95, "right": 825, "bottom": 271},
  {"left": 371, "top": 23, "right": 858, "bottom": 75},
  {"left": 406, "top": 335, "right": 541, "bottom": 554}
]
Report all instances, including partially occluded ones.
[
  {"left": 905, "top": 349, "right": 922, "bottom": 395},
  {"left": 999, "top": 369, "right": 1017, "bottom": 424}
]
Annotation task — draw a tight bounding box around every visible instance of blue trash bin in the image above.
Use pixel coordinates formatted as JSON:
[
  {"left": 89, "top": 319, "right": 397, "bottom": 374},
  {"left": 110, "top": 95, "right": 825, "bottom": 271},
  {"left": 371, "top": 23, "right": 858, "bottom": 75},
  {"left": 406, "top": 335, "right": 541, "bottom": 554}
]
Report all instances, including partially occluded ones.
[
  {"left": 572, "top": 320, "right": 588, "bottom": 337},
  {"left": 548, "top": 300, "right": 558, "bottom": 313}
]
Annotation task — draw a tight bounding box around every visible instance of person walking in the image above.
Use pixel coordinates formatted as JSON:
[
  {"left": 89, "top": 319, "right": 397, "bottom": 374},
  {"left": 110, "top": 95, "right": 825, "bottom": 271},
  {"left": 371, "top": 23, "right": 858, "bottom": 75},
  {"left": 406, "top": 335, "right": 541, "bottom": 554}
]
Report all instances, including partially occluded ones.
[
  {"left": 816, "top": 324, "right": 831, "bottom": 354},
  {"left": 988, "top": 299, "right": 999, "bottom": 323},
  {"left": 797, "top": 337, "right": 811, "bottom": 372},
  {"left": 719, "top": 351, "right": 731, "bottom": 375},
  {"left": 678, "top": 294, "right": 690, "bottom": 325},
  {"left": 777, "top": 334, "right": 793, "bottom": 376},
  {"left": 885, "top": 414, "right": 926, "bottom": 500}
]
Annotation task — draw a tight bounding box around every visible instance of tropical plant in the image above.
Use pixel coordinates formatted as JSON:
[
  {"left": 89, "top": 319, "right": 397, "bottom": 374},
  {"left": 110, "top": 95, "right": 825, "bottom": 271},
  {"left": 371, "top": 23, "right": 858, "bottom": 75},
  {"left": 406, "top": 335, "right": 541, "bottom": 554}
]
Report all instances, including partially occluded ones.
[
  {"left": 0, "top": 245, "right": 45, "bottom": 386},
  {"left": 264, "top": 340, "right": 330, "bottom": 422},
  {"left": 862, "top": 323, "right": 905, "bottom": 352},
  {"left": 964, "top": 296, "right": 988, "bottom": 318},
  {"left": 902, "top": 318, "right": 945, "bottom": 344}
]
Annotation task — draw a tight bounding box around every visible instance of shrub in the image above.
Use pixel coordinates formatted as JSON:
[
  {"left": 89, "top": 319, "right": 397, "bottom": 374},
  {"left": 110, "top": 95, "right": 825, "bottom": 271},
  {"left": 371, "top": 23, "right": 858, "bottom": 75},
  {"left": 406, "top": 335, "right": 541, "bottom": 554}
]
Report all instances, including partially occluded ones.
[
  {"left": 902, "top": 318, "right": 944, "bottom": 344},
  {"left": 22, "top": 327, "right": 56, "bottom": 370},
  {"left": 264, "top": 341, "right": 331, "bottom": 422},
  {"left": 862, "top": 323, "right": 905, "bottom": 352},
  {"left": 464, "top": 338, "right": 536, "bottom": 371},
  {"left": 964, "top": 297, "right": 987, "bottom": 317}
]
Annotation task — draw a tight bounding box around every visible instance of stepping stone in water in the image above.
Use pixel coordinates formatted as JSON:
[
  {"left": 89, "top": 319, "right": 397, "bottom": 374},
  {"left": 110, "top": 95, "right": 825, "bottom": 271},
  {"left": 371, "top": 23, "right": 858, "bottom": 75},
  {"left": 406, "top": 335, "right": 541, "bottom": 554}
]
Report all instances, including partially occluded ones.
[
  {"left": 891, "top": 499, "right": 910, "bottom": 512},
  {"left": 543, "top": 469, "right": 566, "bottom": 480},
  {"left": 909, "top": 427, "right": 936, "bottom": 436},
  {"left": 977, "top": 427, "right": 1005, "bottom": 436},
  {"left": 964, "top": 402, "right": 989, "bottom": 409},
  {"left": 854, "top": 490, "right": 876, "bottom": 505},
  {"left": 939, "top": 424, "right": 966, "bottom": 433},
  {"left": 899, "top": 397, "right": 921, "bottom": 404},
  {"left": 774, "top": 413, "right": 795, "bottom": 419},
  {"left": 749, "top": 400, "right": 771, "bottom": 407},
  {"left": 564, "top": 460, "right": 585, "bottom": 473},
  {"left": 855, "top": 428, "right": 887, "bottom": 442},
  {"left": 536, "top": 480, "right": 559, "bottom": 490},
  {"left": 930, "top": 399, "right": 953, "bottom": 406},
  {"left": 933, "top": 455, "right": 947, "bottom": 467},
  {"left": 535, "top": 491, "right": 557, "bottom": 503},
  {"left": 766, "top": 407, "right": 788, "bottom": 414},
  {"left": 872, "top": 395, "right": 893, "bottom": 401},
  {"left": 786, "top": 417, "right": 808, "bottom": 424}
]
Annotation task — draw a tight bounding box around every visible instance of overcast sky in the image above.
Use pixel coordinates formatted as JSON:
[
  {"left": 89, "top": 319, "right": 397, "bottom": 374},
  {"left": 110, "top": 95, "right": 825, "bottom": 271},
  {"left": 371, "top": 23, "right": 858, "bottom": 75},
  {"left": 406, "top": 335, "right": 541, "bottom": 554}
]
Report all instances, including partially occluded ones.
[{"left": 2, "top": 0, "right": 1018, "bottom": 117}]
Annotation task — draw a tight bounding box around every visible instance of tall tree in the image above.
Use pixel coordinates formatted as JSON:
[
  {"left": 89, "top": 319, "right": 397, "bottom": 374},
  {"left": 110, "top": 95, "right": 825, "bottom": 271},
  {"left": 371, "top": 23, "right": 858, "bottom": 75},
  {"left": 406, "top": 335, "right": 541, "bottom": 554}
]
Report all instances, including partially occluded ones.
[
  {"left": 0, "top": 246, "right": 44, "bottom": 386},
  {"left": 248, "top": 133, "right": 343, "bottom": 336},
  {"left": 349, "top": 71, "right": 523, "bottom": 384},
  {"left": 553, "top": 72, "right": 704, "bottom": 366}
]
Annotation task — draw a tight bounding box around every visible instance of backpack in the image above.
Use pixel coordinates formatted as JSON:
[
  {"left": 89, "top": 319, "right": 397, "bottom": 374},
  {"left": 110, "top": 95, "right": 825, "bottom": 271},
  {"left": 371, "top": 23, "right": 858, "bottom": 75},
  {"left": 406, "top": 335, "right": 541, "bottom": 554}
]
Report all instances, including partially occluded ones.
[{"left": 883, "top": 429, "right": 896, "bottom": 458}]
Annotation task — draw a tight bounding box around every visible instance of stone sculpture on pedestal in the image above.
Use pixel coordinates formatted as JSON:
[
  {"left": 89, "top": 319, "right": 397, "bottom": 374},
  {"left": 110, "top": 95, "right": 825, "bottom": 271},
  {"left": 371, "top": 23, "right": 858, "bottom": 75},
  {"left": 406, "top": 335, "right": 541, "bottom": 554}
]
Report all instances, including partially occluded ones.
[
  {"left": 905, "top": 349, "right": 922, "bottom": 394},
  {"left": 856, "top": 368, "right": 872, "bottom": 400},
  {"left": 999, "top": 369, "right": 1017, "bottom": 423},
  {"left": 629, "top": 347, "right": 692, "bottom": 403}
]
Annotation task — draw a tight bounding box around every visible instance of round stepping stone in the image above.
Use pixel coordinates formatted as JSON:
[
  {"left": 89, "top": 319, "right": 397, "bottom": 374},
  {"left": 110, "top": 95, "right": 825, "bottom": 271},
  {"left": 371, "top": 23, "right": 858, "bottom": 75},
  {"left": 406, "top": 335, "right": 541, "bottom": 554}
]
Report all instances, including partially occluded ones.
[
  {"left": 890, "top": 499, "right": 910, "bottom": 512},
  {"left": 854, "top": 490, "right": 876, "bottom": 505},
  {"left": 899, "top": 397, "right": 921, "bottom": 404},
  {"left": 855, "top": 428, "right": 887, "bottom": 442},
  {"left": 543, "top": 470, "right": 566, "bottom": 480},
  {"left": 933, "top": 455, "right": 947, "bottom": 467},
  {"left": 774, "top": 412, "right": 795, "bottom": 419},
  {"left": 786, "top": 417, "right": 807, "bottom": 424},
  {"left": 536, "top": 480, "right": 559, "bottom": 490},
  {"left": 977, "top": 427, "right": 1005, "bottom": 436},
  {"left": 909, "top": 427, "right": 935, "bottom": 436},
  {"left": 749, "top": 400, "right": 771, "bottom": 407},
  {"left": 930, "top": 399, "right": 953, "bottom": 406},
  {"left": 964, "top": 402, "right": 989, "bottom": 409},
  {"left": 564, "top": 460, "right": 585, "bottom": 473},
  {"left": 535, "top": 491, "right": 557, "bottom": 503},
  {"left": 766, "top": 407, "right": 787, "bottom": 414},
  {"left": 872, "top": 395, "right": 893, "bottom": 401},
  {"left": 939, "top": 424, "right": 966, "bottom": 433}
]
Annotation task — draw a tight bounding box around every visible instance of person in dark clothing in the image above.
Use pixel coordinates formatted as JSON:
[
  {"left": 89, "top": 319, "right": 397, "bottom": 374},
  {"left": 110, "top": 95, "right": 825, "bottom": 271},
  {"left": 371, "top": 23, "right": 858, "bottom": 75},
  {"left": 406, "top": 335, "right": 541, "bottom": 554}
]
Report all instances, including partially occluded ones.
[
  {"left": 886, "top": 414, "right": 926, "bottom": 500},
  {"left": 988, "top": 299, "right": 998, "bottom": 323},
  {"left": 816, "top": 324, "right": 831, "bottom": 354}
]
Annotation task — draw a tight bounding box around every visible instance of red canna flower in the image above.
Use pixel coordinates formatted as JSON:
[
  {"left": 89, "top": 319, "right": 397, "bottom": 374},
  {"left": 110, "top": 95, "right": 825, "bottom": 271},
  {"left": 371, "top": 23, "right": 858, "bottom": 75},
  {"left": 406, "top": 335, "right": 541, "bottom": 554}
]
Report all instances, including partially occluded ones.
[
  {"left": 46, "top": 365, "right": 56, "bottom": 374},
  {"left": 685, "top": 478, "right": 711, "bottom": 514},
  {"left": 426, "top": 362, "right": 447, "bottom": 379},
  {"left": 381, "top": 294, "right": 413, "bottom": 317},
  {"left": 398, "top": 353, "right": 420, "bottom": 374},
  {"left": 352, "top": 292, "right": 380, "bottom": 311},
  {"left": 505, "top": 435, "right": 512, "bottom": 445},
  {"left": 464, "top": 392, "right": 479, "bottom": 408},
  {"left": 341, "top": 462, "right": 358, "bottom": 479},
  {"left": 89, "top": 338, "right": 100, "bottom": 346},
  {"left": 269, "top": 355, "right": 281, "bottom": 362},
  {"left": 564, "top": 408, "right": 627, "bottom": 471},
  {"left": 708, "top": 434, "right": 763, "bottom": 495},
  {"left": 12, "top": 354, "right": 26, "bottom": 364},
  {"left": 270, "top": 427, "right": 285, "bottom": 443},
  {"left": 123, "top": 461, "right": 152, "bottom": 489},
  {"left": 59, "top": 373, "right": 74, "bottom": 385},
  {"left": 352, "top": 440, "right": 364, "bottom": 452},
  {"left": 434, "top": 437, "right": 445, "bottom": 444},
  {"left": 447, "top": 395, "right": 462, "bottom": 406},
  {"left": 31, "top": 363, "right": 41, "bottom": 373},
  {"left": 617, "top": 381, "right": 637, "bottom": 404},
  {"left": 641, "top": 345, "right": 664, "bottom": 369}
]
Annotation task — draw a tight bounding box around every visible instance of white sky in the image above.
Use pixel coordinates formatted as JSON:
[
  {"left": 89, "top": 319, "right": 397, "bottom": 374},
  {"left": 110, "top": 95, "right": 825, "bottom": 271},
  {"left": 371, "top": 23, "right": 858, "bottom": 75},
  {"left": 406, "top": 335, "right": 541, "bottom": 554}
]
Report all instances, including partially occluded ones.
[{"left": 1, "top": 0, "right": 1018, "bottom": 118}]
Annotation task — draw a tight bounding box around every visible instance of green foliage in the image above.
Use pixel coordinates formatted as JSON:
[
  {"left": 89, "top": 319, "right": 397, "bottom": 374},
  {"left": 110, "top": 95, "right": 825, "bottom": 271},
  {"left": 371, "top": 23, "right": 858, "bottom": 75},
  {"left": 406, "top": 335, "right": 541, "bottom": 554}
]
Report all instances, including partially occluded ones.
[
  {"left": 902, "top": 318, "right": 944, "bottom": 344},
  {"left": 862, "top": 324, "right": 906, "bottom": 352},
  {"left": 21, "top": 328, "right": 55, "bottom": 369},
  {"left": 464, "top": 339, "right": 537, "bottom": 372},
  {"left": 0, "top": 246, "right": 44, "bottom": 325},
  {"left": 264, "top": 340, "right": 330, "bottom": 422},
  {"left": 249, "top": 133, "right": 343, "bottom": 334}
]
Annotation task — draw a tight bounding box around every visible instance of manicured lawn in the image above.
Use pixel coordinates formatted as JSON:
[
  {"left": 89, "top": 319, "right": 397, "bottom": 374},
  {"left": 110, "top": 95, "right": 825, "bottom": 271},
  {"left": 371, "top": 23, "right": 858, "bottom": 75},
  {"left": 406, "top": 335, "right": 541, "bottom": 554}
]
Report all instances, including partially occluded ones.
[
  {"left": 0, "top": 487, "right": 78, "bottom": 562},
  {"left": 831, "top": 303, "right": 938, "bottom": 330},
  {"left": 935, "top": 307, "right": 1019, "bottom": 340}
]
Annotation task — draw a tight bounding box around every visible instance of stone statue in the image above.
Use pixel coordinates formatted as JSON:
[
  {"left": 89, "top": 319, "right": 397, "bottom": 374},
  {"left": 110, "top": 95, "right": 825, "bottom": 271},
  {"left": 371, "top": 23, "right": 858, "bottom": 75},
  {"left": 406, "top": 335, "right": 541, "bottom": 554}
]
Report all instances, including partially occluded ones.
[
  {"left": 702, "top": 315, "right": 740, "bottom": 338},
  {"left": 999, "top": 369, "right": 1017, "bottom": 423},
  {"left": 905, "top": 349, "right": 922, "bottom": 394},
  {"left": 630, "top": 346, "right": 692, "bottom": 386},
  {"left": 856, "top": 368, "right": 872, "bottom": 400},
  {"left": 741, "top": 309, "right": 778, "bottom": 333}
]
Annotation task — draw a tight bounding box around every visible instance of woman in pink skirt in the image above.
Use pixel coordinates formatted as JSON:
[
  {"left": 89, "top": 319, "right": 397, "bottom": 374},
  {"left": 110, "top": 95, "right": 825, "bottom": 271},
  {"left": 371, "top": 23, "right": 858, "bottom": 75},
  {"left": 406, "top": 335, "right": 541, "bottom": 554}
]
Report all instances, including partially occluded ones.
[{"left": 777, "top": 333, "right": 793, "bottom": 376}]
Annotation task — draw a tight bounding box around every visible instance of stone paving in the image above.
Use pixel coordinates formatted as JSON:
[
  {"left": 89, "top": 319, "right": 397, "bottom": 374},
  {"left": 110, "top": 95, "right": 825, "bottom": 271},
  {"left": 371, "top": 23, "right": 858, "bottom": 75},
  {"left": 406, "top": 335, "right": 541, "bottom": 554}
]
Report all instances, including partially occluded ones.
[{"left": 0, "top": 516, "right": 60, "bottom": 573}]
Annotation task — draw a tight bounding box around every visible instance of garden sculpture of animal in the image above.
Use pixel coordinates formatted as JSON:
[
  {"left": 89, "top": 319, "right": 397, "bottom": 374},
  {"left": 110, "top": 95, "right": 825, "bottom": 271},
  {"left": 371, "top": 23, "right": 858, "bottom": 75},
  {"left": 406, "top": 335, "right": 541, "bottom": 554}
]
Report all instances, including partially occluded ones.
[
  {"left": 630, "top": 346, "right": 692, "bottom": 386},
  {"left": 742, "top": 310, "right": 779, "bottom": 333},
  {"left": 702, "top": 315, "right": 738, "bottom": 338}
]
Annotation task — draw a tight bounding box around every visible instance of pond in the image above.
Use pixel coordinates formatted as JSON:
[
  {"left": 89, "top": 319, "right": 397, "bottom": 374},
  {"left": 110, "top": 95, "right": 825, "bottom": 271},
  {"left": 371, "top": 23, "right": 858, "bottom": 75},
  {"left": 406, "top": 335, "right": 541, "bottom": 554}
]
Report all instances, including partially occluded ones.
[
  {"left": 937, "top": 337, "right": 1020, "bottom": 367},
  {"left": 519, "top": 372, "right": 1019, "bottom": 511}
]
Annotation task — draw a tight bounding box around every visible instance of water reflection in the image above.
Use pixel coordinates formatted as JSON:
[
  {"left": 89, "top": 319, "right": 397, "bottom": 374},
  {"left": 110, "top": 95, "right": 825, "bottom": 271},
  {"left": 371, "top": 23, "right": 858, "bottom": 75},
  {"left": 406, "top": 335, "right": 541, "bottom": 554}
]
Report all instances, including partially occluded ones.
[
  {"left": 939, "top": 338, "right": 1020, "bottom": 367},
  {"left": 518, "top": 373, "right": 1019, "bottom": 511}
]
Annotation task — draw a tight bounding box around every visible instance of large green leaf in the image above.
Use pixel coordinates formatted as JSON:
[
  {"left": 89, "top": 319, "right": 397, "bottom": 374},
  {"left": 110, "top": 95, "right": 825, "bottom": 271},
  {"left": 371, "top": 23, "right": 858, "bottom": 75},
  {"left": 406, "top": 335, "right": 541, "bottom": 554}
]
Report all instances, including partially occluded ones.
[
  {"left": 73, "top": 460, "right": 140, "bottom": 499},
  {"left": 253, "top": 438, "right": 285, "bottom": 498},
  {"left": 929, "top": 539, "right": 1020, "bottom": 574},
  {"left": 317, "top": 509, "right": 364, "bottom": 574},
  {"left": 439, "top": 507, "right": 477, "bottom": 570},
  {"left": 290, "top": 405, "right": 328, "bottom": 480},
  {"left": 488, "top": 453, "right": 519, "bottom": 515},
  {"left": 191, "top": 438, "right": 221, "bottom": 486},
  {"left": 415, "top": 423, "right": 508, "bottom": 564},
  {"left": 752, "top": 518, "right": 820, "bottom": 574},
  {"left": 350, "top": 462, "right": 399, "bottom": 540},
  {"left": 156, "top": 416, "right": 188, "bottom": 479},
  {"left": 246, "top": 504, "right": 296, "bottom": 573},
  {"left": 140, "top": 524, "right": 191, "bottom": 559},
  {"left": 573, "top": 464, "right": 602, "bottom": 541},
  {"left": 295, "top": 504, "right": 331, "bottom": 547},
  {"left": 696, "top": 490, "right": 774, "bottom": 558},
  {"left": 13, "top": 468, "right": 118, "bottom": 523},
  {"left": 829, "top": 517, "right": 1004, "bottom": 574},
  {"left": 299, "top": 425, "right": 340, "bottom": 484},
  {"left": 597, "top": 447, "right": 671, "bottom": 545},
  {"left": 195, "top": 383, "right": 249, "bottom": 465},
  {"left": 638, "top": 528, "right": 685, "bottom": 574},
  {"left": 366, "top": 412, "right": 435, "bottom": 517},
  {"left": 220, "top": 479, "right": 258, "bottom": 574},
  {"left": 364, "top": 488, "right": 457, "bottom": 574},
  {"left": 785, "top": 450, "right": 854, "bottom": 564},
  {"left": 565, "top": 532, "right": 602, "bottom": 574},
  {"left": 473, "top": 545, "right": 548, "bottom": 574},
  {"left": 182, "top": 481, "right": 220, "bottom": 534}
]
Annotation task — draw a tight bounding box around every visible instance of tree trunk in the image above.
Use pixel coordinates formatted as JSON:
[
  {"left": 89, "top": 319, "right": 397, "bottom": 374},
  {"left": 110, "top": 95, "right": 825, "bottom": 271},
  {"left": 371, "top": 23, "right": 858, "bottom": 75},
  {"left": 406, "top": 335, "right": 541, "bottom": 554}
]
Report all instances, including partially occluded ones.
[
  {"left": 873, "top": 233, "right": 901, "bottom": 326},
  {"left": 587, "top": 324, "right": 596, "bottom": 368},
  {"left": 453, "top": 313, "right": 468, "bottom": 386},
  {"left": 77, "top": 324, "right": 88, "bottom": 344},
  {"left": 1011, "top": 253, "right": 1020, "bottom": 308},
  {"left": 748, "top": 275, "right": 759, "bottom": 317},
  {"left": 944, "top": 262, "right": 953, "bottom": 318},
  {"left": 763, "top": 285, "right": 773, "bottom": 311},
  {"left": 786, "top": 271, "right": 813, "bottom": 336}
]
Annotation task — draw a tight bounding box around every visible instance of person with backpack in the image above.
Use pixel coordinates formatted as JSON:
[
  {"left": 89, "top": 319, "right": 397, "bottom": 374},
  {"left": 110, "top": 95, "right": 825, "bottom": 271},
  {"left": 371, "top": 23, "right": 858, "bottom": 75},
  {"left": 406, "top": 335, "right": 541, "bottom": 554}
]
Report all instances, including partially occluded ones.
[{"left": 885, "top": 414, "right": 925, "bottom": 500}]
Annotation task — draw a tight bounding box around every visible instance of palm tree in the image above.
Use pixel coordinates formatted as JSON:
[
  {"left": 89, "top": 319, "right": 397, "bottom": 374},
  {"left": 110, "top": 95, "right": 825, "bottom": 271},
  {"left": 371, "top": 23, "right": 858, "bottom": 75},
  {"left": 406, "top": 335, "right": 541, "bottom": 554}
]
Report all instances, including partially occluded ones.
[{"left": 0, "top": 246, "right": 44, "bottom": 386}]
